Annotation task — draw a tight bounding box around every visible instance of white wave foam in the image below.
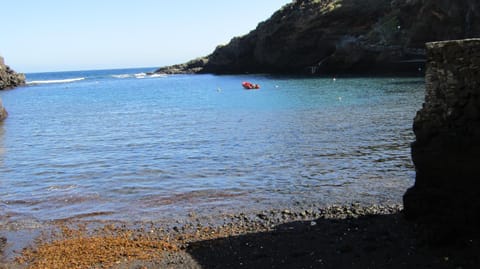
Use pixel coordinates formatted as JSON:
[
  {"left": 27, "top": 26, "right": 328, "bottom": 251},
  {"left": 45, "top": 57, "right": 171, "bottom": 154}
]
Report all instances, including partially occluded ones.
[
  {"left": 135, "top": 73, "right": 167, "bottom": 79},
  {"left": 27, "top": 77, "right": 85, "bottom": 85},
  {"left": 111, "top": 73, "right": 167, "bottom": 80},
  {"left": 111, "top": 74, "right": 132, "bottom": 79},
  {"left": 134, "top": 72, "right": 147, "bottom": 79},
  {"left": 148, "top": 73, "right": 167, "bottom": 78}
]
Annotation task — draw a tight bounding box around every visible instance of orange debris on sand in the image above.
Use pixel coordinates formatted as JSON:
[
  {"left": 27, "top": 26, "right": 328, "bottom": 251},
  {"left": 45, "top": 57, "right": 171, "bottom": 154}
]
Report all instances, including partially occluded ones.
[{"left": 15, "top": 225, "right": 178, "bottom": 269}]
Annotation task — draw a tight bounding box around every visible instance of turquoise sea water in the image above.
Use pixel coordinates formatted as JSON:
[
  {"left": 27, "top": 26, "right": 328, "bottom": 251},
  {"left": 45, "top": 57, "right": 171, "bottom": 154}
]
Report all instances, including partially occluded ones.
[{"left": 0, "top": 68, "right": 425, "bottom": 226}]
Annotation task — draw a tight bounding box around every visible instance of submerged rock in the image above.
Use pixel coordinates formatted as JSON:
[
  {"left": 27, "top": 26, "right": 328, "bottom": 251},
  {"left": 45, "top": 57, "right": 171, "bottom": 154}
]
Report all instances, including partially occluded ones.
[
  {"left": 404, "top": 38, "right": 480, "bottom": 240},
  {"left": 156, "top": 0, "right": 480, "bottom": 75}
]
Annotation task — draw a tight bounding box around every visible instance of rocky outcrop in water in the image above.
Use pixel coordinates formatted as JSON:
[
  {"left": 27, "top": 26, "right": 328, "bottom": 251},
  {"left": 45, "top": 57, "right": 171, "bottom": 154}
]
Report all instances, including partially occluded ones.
[
  {"left": 404, "top": 38, "right": 480, "bottom": 240},
  {"left": 0, "top": 56, "right": 25, "bottom": 90},
  {"left": 156, "top": 0, "right": 480, "bottom": 75},
  {"left": 155, "top": 57, "right": 209, "bottom": 75},
  {"left": 0, "top": 56, "right": 25, "bottom": 121},
  {"left": 0, "top": 99, "right": 7, "bottom": 121}
]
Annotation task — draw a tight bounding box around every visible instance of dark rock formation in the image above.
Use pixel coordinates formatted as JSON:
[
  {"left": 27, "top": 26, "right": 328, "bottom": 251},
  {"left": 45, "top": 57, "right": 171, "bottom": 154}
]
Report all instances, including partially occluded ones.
[
  {"left": 0, "top": 56, "right": 25, "bottom": 121},
  {"left": 0, "top": 99, "right": 7, "bottom": 121},
  {"left": 404, "top": 38, "right": 480, "bottom": 240},
  {"left": 155, "top": 57, "right": 209, "bottom": 75},
  {"left": 0, "top": 56, "right": 25, "bottom": 90},
  {"left": 156, "top": 0, "right": 480, "bottom": 75}
]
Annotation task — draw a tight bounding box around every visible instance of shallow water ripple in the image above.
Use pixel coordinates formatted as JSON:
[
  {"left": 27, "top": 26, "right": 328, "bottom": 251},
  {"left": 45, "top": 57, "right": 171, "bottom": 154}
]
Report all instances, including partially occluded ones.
[{"left": 0, "top": 71, "right": 424, "bottom": 225}]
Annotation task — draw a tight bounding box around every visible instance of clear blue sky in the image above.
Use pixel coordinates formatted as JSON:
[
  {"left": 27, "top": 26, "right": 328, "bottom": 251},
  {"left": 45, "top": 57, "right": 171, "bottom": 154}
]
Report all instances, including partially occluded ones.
[{"left": 1, "top": 0, "right": 291, "bottom": 73}]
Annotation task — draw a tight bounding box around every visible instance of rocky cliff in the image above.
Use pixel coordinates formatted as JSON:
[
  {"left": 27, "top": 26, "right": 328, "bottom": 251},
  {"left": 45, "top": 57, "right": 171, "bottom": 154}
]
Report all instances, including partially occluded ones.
[
  {"left": 404, "top": 38, "right": 480, "bottom": 240},
  {"left": 0, "top": 56, "right": 25, "bottom": 121},
  {"left": 156, "top": 0, "right": 480, "bottom": 75}
]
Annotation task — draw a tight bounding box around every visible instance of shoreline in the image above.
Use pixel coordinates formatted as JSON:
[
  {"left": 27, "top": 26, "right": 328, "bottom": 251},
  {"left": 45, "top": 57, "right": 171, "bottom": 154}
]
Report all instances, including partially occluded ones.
[{"left": 2, "top": 203, "right": 479, "bottom": 268}]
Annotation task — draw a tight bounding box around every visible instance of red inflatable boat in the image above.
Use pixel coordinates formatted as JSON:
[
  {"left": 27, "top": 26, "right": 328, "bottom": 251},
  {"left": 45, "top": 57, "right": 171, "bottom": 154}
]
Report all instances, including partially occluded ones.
[{"left": 242, "top": 81, "right": 260, "bottom": 90}]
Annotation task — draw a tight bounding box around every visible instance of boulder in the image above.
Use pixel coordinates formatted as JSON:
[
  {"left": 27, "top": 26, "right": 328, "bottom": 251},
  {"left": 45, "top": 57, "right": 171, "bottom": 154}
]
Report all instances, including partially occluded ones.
[{"left": 404, "top": 38, "right": 480, "bottom": 240}]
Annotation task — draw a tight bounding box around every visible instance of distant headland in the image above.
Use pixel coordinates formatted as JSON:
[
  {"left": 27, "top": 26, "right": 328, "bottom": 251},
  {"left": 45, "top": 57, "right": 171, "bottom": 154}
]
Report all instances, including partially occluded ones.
[{"left": 155, "top": 0, "right": 480, "bottom": 76}]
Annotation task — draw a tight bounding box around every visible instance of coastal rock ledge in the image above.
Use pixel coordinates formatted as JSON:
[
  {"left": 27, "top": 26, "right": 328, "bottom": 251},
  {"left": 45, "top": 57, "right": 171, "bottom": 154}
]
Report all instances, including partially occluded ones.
[
  {"left": 0, "top": 56, "right": 26, "bottom": 120},
  {"left": 404, "top": 38, "right": 480, "bottom": 239}
]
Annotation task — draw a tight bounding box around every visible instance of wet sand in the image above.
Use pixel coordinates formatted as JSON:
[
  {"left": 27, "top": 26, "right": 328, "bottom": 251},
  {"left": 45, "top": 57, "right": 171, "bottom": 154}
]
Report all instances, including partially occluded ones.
[{"left": 1, "top": 203, "right": 479, "bottom": 268}]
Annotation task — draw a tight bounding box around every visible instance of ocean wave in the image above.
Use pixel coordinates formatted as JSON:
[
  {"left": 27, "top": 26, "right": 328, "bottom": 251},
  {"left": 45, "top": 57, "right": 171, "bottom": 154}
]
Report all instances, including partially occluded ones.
[
  {"left": 111, "top": 74, "right": 132, "bottom": 79},
  {"left": 135, "top": 73, "right": 168, "bottom": 79},
  {"left": 111, "top": 73, "right": 167, "bottom": 79},
  {"left": 134, "top": 72, "right": 147, "bottom": 79},
  {"left": 27, "top": 77, "right": 86, "bottom": 85},
  {"left": 148, "top": 73, "right": 167, "bottom": 78}
]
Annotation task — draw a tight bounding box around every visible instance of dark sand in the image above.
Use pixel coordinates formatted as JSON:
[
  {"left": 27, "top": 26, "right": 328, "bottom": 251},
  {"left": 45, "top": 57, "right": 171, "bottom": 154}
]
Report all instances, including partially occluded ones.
[{"left": 2, "top": 204, "right": 479, "bottom": 268}]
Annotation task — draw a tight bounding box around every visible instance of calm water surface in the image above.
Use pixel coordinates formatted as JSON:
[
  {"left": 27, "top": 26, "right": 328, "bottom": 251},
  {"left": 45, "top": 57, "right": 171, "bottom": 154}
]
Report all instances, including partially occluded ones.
[{"left": 0, "top": 68, "right": 425, "bottom": 226}]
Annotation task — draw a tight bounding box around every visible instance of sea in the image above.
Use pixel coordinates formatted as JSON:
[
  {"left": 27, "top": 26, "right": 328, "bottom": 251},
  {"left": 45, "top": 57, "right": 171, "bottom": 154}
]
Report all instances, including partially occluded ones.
[{"left": 0, "top": 67, "right": 425, "bottom": 228}]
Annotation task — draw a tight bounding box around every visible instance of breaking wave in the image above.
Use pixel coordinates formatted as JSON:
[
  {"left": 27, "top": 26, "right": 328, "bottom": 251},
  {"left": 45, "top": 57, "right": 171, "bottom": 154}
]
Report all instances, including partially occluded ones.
[
  {"left": 134, "top": 72, "right": 147, "bottom": 79},
  {"left": 111, "top": 74, "right": 132, "bottom": 79},
  {"left": 27, "top": 77, "right": 86, "bottom": 85},
  {"left": 149, "top": 73, "right": 167, "bottom": 78},
  {"left": 111, "top": 73, "right": 167, "bottom": 79}
]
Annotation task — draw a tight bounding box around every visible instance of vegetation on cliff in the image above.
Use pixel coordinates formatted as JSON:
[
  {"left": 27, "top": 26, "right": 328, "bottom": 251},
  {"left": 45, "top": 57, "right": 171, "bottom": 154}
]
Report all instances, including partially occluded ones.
[{"left": 156, "top": 0, "right": 480, "bottom": 75}]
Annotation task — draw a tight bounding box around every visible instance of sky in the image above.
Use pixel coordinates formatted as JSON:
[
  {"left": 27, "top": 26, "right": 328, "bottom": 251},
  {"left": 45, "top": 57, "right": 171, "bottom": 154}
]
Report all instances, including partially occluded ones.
[{"left": 1, "top": 0, "right": 291, "bottom": 73}]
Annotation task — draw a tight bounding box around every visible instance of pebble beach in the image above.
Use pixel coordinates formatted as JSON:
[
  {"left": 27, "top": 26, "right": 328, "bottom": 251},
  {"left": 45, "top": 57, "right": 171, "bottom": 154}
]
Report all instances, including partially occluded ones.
[{"left": 1, "top": 203, "right": 479, "bottom": 268}]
